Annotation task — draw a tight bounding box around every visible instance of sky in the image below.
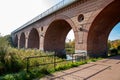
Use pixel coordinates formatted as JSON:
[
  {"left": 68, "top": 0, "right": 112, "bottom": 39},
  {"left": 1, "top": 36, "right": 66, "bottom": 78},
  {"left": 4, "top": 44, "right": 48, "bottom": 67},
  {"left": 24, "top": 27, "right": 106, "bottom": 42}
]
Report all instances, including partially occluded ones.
[
  {"left": 0, "top": 0, "right": 119, "bottom": 41},
  {"left": 108, "top": 22, "right": 120, "bottom": 41},
  {"left": 0, "top": 0, "right": 62, "bottom": 35}
]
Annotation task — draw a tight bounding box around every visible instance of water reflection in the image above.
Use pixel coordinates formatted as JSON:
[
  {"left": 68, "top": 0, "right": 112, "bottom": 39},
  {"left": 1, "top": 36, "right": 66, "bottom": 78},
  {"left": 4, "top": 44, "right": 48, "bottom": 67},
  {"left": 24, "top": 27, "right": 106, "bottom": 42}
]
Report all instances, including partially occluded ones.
[{"left": 66, "top": 54, "right": 72, "bottom": 60}]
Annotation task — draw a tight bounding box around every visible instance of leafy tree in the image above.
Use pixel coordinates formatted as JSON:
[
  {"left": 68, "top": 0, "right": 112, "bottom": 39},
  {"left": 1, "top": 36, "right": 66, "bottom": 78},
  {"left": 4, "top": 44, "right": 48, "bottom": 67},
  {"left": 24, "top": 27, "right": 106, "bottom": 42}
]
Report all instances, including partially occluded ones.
[
  {"left": 108, "top": 39, "right": 120, "bottom": 49},
  {"left": 118, "top": 46, "right": 120, "bottom": 50},
  {"left": 65, "top": 39, "right": 75, "bottom": 48},
  {"left": 65, "top": 39, "right": 75, "bottom": 54},
  {"left": 112, "top": 40, "right": 120, "bottom": 49},
  {"left": 0, "top": 34, "right": 13, "bottom": 64},
  {"left": 108, "top": 40, "right": 111, "bottom": 50},
  {"left": 0, "top": 35, "right": 13, "bottom": 47},
  {"left": 4, "top": 35, "right": 13, "bottom": 47},
  {"left": 0, "top": 36, "right": 9, "bottom": 48}
]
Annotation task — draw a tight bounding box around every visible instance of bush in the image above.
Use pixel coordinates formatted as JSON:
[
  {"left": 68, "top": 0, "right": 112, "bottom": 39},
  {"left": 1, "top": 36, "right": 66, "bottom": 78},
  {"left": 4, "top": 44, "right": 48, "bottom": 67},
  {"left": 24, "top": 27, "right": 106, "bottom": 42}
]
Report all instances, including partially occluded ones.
[
  {"left": 3, "top": 74, "right": 16, "bottom": 80},
  {"left": 110, "top": 48, "right": 118, "bottom": 55},
  {"left": 0, "top": 61, "right": 5, "bottom": 74},
  {"left": 4, "top": 53, "right": 25, "bottom": 72},
  {"left": 14, "top": 71, "right": 29, "bottom": 80},
  {"left": 0, "top": 71, "right": 30, "bottom": 80},
  {"left": 65, "top": 48, "right": 75, "bottom": 54},
  {"left": 0, "top": 47, "right": 7, "bottom": 63},
  {"left": 0, "top": 47, "right": 57, "bottom": 77},
  {"left": 117, "top": 46, "right": 120, "bottom": 50}
]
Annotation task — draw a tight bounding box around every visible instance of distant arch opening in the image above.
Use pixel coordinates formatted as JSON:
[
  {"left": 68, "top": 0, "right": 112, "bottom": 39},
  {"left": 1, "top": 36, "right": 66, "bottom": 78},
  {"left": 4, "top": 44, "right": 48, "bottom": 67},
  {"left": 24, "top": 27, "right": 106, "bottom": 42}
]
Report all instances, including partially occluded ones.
[
  {"left": 20, "top": 32, "right": 25, "bottom": 48},
  {"left": 87, "top": 0, "right": 120, "bottom": 57},
  {"left": 108, "top": 22, "right": 120, "bottom": 56},
  {"left": 28, "top": 28, "right": 39, "bottom": 49},
  {"left": 65, "top": 30, "right": 75, "bottom": 54},
  {"left": 108, "top": 22, "right": 120, "bottom": 41}
]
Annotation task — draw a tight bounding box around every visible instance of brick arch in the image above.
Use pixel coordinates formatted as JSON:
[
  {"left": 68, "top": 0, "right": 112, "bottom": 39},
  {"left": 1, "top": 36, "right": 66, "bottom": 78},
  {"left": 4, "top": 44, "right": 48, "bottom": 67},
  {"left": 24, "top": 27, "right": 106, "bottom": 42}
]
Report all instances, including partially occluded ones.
[
  {"left": 47, "top": 15, "right": 78, "bottom": 40},
  {"left": 48, "top": 15, "right": 77, "bottom": 32},
  {"left": 28, "top": 28, "right": 40, "bottom": 49},
  {"left": 44, "top": 20, "right": 71, "bottom": 51},
  {"left": 43, "top": 15, "right": 78, "bottom": 51},
  {"left": 44, "top": 19, "right": 75, "bottom": 53},
  {"left": 20, "top": 32, "right": 25, "bottom": 48},
  {"left": 14, "top": 35, "right": 18, "bottom": 47},
  {"left": 87, "top": 0, "right": 120, "bottom": 57}
]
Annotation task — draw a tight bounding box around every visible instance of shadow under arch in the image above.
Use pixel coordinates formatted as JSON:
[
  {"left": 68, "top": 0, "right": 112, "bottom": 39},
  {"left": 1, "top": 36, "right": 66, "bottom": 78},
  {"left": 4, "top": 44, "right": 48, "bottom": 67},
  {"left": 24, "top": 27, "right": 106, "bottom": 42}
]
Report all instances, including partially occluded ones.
[
  {"left": 44, "top": 18, "right": 77, "bottom": 56},
  {"left": 14, "top": 35, "right": 18, "bottom": 47},
  {"left": 20, "top": 32, "right": 25, "bottom": 48},
  {"left": 28, "top": 28, "right": 40, "bottom": 49},
  {"left": 87, "top": 0, "right": 120, "bottom": 57}
]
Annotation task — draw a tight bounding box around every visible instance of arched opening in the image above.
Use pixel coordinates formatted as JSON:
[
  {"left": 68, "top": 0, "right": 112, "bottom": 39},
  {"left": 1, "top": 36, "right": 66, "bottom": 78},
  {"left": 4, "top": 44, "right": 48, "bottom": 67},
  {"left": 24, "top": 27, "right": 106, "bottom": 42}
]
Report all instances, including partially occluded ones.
[
  {"left": 108, "top": 22, "right": 120, "bottom": 56},
  {"left": 65, "top": 30, "right": 75, "bottom": 54},
  {"left": 14, "top": 35, "right": 18, "bottom": 47},
  {"left": 28, "top": 28, "right": 39, "bottom": 49},
  {"left": 108, "top": 22, "right": 120, "bottom": 41},
  {"left": 87, "top": 0, "right": 120, "bottom": 57},
  {"left": 20, "top": 32, "right": 25, "bottom": 48},
  {"left": 44, "top": 20, "right": 74, "bottom": 56}
]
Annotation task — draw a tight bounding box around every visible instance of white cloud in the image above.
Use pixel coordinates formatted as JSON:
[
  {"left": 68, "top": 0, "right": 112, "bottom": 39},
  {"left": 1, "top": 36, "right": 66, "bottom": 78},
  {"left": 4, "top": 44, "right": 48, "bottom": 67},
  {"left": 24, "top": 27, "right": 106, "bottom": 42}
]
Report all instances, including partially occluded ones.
[{"left": 66, "top": 30, "right": 74, "bottom": 42}]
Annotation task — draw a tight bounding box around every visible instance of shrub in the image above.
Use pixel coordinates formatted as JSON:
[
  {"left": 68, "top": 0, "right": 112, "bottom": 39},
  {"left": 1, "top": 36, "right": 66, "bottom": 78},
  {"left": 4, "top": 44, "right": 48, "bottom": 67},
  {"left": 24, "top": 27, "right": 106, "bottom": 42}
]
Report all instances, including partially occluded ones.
[
  {"left": 0, "top": 47, "right": 7, "bottom": 63},
  {"left": 117, "top": 46, "right": 120, "bottom": 50},
  {"left": 66, "top": 48, "right": 74, "bottom": 54},
  {"left": 3, "top": 74, "right": 15, "bottom": 80},
  {"left": 110, "top": 48, "right": 118, "bottom": 55},
  {"left": 0, "top": 61, "right": 5, "bottom": 74},
  {"left": 0, "top": 71, "right": 30, "bottom": 80},
  {"left": 29, "top": 67, "right": 50, "bottom": 79},
  {"left": 14, "top": 71, "right": 29, "bottom": 80}
]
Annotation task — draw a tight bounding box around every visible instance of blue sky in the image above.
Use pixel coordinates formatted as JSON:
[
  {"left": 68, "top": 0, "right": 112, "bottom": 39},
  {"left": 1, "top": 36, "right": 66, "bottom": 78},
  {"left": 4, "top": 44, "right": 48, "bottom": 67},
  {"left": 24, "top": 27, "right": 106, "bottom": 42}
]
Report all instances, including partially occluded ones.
[{"left": 108, "top": 22, "right": 120, "bottom": 41}]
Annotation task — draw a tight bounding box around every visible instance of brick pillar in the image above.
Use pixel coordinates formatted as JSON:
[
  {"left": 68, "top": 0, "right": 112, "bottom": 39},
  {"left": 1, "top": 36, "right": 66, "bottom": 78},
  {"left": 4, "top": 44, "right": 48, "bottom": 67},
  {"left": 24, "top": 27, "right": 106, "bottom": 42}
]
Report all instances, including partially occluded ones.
[
  {"left": 39, "top": 31, "right": 44, "bottom": 51},
  {"left": 74, "top": 23, "right": 89, "bottom": 57},
  {"left": 25, "top": 31, "right": 30, "bottom": 49},
  {"left": 25, "top": 37, "right": 28, "bottom": 48},
  {"left": 75, "top": 30, "right": 87, "bottom": 53}
]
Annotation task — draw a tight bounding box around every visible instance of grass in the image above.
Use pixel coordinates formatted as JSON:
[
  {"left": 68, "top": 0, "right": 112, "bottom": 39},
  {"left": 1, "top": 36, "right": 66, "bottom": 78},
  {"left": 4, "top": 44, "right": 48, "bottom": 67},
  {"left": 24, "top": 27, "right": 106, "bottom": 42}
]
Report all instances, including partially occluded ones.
[
  {"left": 0, "top": 47, "right": 106, "bottom": 80},
  {"left": 65, "top": 48, "right": 74, "bottom": 54}
]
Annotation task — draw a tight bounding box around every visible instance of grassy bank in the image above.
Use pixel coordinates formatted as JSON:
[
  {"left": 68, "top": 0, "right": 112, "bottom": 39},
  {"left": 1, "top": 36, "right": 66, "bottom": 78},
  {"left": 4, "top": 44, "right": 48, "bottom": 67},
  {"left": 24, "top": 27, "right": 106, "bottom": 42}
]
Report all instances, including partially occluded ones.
[{"left": 0, "top": 47, "right": 103, "bottom": 80}]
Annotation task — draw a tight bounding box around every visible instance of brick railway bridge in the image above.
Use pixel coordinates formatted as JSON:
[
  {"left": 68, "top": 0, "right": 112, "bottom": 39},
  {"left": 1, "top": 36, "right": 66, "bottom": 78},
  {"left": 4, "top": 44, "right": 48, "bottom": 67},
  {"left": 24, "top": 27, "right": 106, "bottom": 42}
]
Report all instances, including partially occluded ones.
[{"left": 11, "top": 0, "right": 120, "bottom": 57}]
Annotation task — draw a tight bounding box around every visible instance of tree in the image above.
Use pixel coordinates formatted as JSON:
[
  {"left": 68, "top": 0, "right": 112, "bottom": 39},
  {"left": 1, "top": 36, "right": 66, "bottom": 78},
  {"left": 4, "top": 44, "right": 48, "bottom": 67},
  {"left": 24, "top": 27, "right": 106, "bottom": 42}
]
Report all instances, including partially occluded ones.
[
  {"left": 111, "top": 40, "right": 120, "bottom": 49},
  {"left": 65, "top": 39, "right": 75, "bottom": 54},
  {"left": 108, "top": 40, "right": 112, "bottom": 50},
  {"left": 118, "top": 46, "right": 120, "bottom": 50},
  {"left": 0, "top": 36, "right": 8, "bottom": 48},
  {"left": 0, "top": 35, "right": 13, "bottom": 47}
]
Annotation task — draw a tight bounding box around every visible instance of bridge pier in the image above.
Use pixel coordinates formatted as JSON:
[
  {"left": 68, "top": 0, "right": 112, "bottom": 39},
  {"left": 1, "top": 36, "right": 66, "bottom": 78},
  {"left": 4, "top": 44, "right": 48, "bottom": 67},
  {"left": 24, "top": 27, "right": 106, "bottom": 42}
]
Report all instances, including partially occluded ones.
[
  {"left": 39, "top": 36, "right": 44, "bottom": 50},
  {"left": 25, "top": 37, "right": 28, "bottom": 49}
]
